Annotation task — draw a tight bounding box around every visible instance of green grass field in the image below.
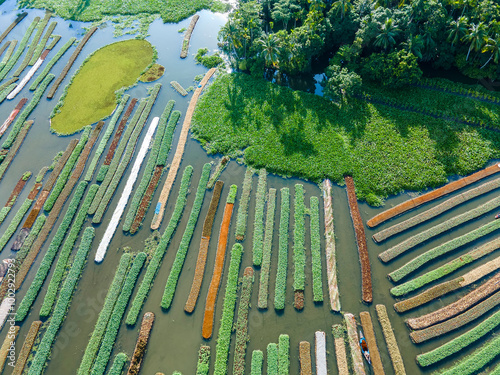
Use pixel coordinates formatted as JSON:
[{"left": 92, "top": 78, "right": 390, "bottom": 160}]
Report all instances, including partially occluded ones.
[
  {"left": 191, "top": 73, "right": 500, "bottom": 205},
  {"left": 50, "top": 39, "right": 154, "bottom": 135}
]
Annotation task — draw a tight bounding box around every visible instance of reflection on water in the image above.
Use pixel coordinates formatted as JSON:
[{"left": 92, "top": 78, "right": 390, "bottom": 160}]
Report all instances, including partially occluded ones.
[{"left": 0, "top": 3, "right": 499, "bottom": 374}]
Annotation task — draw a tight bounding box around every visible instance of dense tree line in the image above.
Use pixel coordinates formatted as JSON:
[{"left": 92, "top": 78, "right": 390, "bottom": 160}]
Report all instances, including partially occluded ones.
[{"left": 218, "top": 0, "right": 500, "bottom": 99}]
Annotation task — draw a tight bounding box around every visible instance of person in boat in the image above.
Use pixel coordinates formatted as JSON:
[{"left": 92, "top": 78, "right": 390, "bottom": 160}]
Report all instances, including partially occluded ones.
[
  {"left": 496, "top": 213, "right": 500, "bottom": 219},
  {"left": 359, "top": 330, "right": 372, "bottom": 365}
]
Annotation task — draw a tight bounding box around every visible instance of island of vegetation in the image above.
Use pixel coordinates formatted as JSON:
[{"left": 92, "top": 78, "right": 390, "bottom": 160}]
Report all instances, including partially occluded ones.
[{"left": 50, "top": 39, "right": 154, "bottom": 135}]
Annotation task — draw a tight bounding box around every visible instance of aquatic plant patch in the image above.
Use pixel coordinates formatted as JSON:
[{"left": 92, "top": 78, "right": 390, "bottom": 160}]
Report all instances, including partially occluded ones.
[
  {"left": 139, "top": 63, "right": 164, "bottom": 82},
  {"left": 192, "top": 73, "right": 500, "bottom": 206},
  {"left": 125, "top": 166, "right": 192, "bottom": 326},
  {"left": 235, "top": 167, "right": 253, "bottom": 241},
  {"left": 274, "top": 187, "right": 289, "bottom": 310},
  {"left": 161, "top": 163, "right": 211, "bottom": 309},
  {"left": 50, "top": 38, "right": 153, "bottom": 134},
  {"left": 170, "top": 81, "right": 188, "bottom": 96},
  {"left": 180, "top": 15, "right": 199, "bottom": 58}
]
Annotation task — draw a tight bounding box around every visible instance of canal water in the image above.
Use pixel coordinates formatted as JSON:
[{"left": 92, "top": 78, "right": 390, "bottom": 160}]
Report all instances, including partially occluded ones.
[{"left": 0, "top": 1, "right": 499, "bottom": 373}]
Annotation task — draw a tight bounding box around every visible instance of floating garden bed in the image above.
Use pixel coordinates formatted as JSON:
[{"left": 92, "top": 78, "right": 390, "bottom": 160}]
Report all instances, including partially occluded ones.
[
  {"left": 345, "top": 176, "right": 372, "bottom": 303},
  {"left": 180, "top": 15, "right": 199, "bottom": 58},
  {"left": 108, "top": 353, "right": 128, "bottom": 375},
  {"left": 359, "top": 311, "right": 385, "bottom": 375},
  {"left": 235, "top": 167, "right": 253, "bottom": 241},
  {"left": 0, "top": 98, "right": 28, "bottom": 138},
  {"left": 29, "top": 20, "right": 57, "bottom": 64},
  {"left": 310, "top": 196, "right": 323, "bottom": 303},
  {"left": 125, "top": 166, "right": 193, "bottom": 326},
  {"left": 0, "top": 171, "right": 30, "bottom": 225},
  {"left": 0, "top": 120, "right": 32, "bottom": 182},
  {"left": 213, "top": 243, "right": 243, "bottom": 375},
  {"left": 0, "top": 42, "right": 17, "bottom": 73},
  {"left": 232, "top": 267, "right": 254, "bottom": 375},
  {"left": 0, "top": 194, "right": 35, "bottom": 252},
  {"left": 0, "top": 325, "right": 18, "bottom": 371},
  {"left": 258, "top": 188, "right": 276, "bottom": 309},
  {"left": 253, "top": 168, "right": 267, "bottom": 266},
  {"left": 293, "top": 184, "right": 306, "bottom": 310},
  {"left": 267, "top": 343, "right": 278, "bottom": 375},
  {"left": 170, "top": 81, "right": 188, "bottom": 96},
  {"left": 139, "top": 63, "right": 165, "bottom": 82},
  {"left": 127, "top": 312, "right": 154, "bottom": 375},
  {"left": 274, "top": 187, "right": 289, "bottom": 310},
  {"left": 196, "top": 346, "right": 210, "bottom": 375},
  {"left": 278, "top": 334, "right": 290, "bottom": 375},
  {"left": 315, "top": 331, "right": 327, "bottom": 375},
  {"left": 8, "top": 48, "right": 49, "bottom": 99},
  {"left": 332, "top": 324, "right": 349, "bottom": 375},
  {"left": 202, "top": 185, "right": 237, "bottom": 339},
  {"left": 185, "top": 180, "right": 223, "bottom": 313},
  {"left": 376, "top": 304, "right": 406, "bottom": 375},
  {"left": 46, "top": 26, "right": 98, "bottom": 100},
  {"left": 344, "top": 313, "right": 365, "bottom": 375},
  {"left": 12, "top": 320, "right": 41, "bottom": 375},
  {"left": 0, "top": 12, "right": 27, "bottom": 43},
  {"left": 161, "top": 163, "right": 211, "bottom": 309},
  {"left": 207, "top": 156, "right": 229, "bottom": 189},
  {"left": 299, "top": 341, "right": 312, "bottom": 375},
  {"left": 251, "top": 350, "right": 263, "bottom": 375}
]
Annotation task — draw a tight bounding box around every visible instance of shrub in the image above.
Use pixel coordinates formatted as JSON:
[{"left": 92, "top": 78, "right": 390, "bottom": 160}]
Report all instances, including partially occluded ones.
[
  {"left": 274, "top": 188, "right": 289, "bottom": 310},
  {"left": 77, "top": 254, "right": 132, "bottom": 375},
  {"left": 253, "top": 168, "right": 267, "bottom": 266},
  {"left": 309, "top": 196, "right": 323, "bottom": 302},
  {"left": 15, "top": 181, "right": 87, "bottom": 321},
  {"left": 30, "top": 37, "right": 74, "bottom": 89},
  {"left": 91, "top": 252, "right": 147, "bottom": 375},
  {"left": 27, "top": 227, "right": 95, "bottom": 375},
  {"left": 123, "top": 99, "right": 175, "bottom": 231},
  {"left": 93, "top": 84, "right": 161, "bottom": 223},
  {"left": 125, "top": 166, "right": 193, "bottom": 326},
  {"left": 251, "top": 350, "right": 263, "bottom": 375},
  {"left": 235, "top": 167, "right": 253, "bottom": 240},
  {"left": 84, "top": 95, "right": 130, "bottom": 181},
  {"left": 0, "top": 17, "right": 39, "bottom": 81},
  {"left": 293, "top": 184, "right": 305, "bottom": 297},
  {"left": 278, "top": 334, "right": 290, "bottom": 375},
  {"left": 196, "top": 346, "right": 210, "bottom": 375},
  {"left": 267, "top": 343, "right": 278, "bottom": 375},
  {"left": 107, "top": 353, "right": 128, "bottom": 375},
  {"left": 213, "top": 243, "right": 243, "bottom": 375},
  {"left": 39, "top": 183, "right": 99, "bottom": 317},
  {"left": 379, "top": 195, "right": 500, "bottom": 262},
  {"left": 170, "top": 81, "right": 188, "bottom": 96},
  {"left": 161, "top": 163, "right": 211, "bottom": 309},
  {"left": 0, "top": 198, "right": 33, "bottom": 252},
  {"left": 258, "top": 188, "right": 276, "bottom": 309},
  {"left": 44, "top": 127, "right": 90, "bottom": 212},
  {"left": 389, "top": 219, "right": 500, "bottom": 282},
  {"left": 2, "top": 74, "right": 55, "bottom": 149},
  {"left": 233, "top": 267, "right": 254, "bottom": 375}
]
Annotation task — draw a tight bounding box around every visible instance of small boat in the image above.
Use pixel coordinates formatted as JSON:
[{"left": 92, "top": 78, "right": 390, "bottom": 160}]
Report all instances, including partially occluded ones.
[
  {"left": 495, "top": 213, "right": 500, "bottom": 219},
  {"left": 359, "top": 330, "right": 371, "bottom": 365}
]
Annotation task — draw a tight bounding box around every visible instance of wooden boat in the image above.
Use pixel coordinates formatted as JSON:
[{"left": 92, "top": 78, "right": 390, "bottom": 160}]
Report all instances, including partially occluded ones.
[
  {"left": 495, "top": 213, "right": 500, "bottom": 219},
  {"left": 359, "top": 330, "right": 371, "bottom": 365}
]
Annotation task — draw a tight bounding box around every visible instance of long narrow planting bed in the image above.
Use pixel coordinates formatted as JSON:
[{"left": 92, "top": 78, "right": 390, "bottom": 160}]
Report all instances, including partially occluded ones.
[
  {"left": 293, "top": 184, "right": 306, "bottom": 310},
  {"left": 258, "top": 188, "right": 276, "bottom": 309},
  {"left": 202, "top": 185, "right": 237, "bottom": 339},
  {"left": 379, "top": 194, "right": 500, "bottom": 263},
  {"left": 235, "top": 167, "right": 253, "bottom": 240},
  {"left": 0, "top": 120, "right": 33, "bottom": 182},
  {"left": 185, "top": 180, "right": 223, "bottom": 313},
  {"left": 376, "top": 304, "right": 406, "bottom": 375},
  {"left": 345, "top": 176, "right": 372, "bottom": 303},
  {"left": 125, "top": 166, "right": 193, "bottom": 326},
  {"left": 127, "top": 312, "right": 154, "bottom": 375},
  {"left": 12, "top": 320, "right": 41, "bottom": 375},
  {"left": 367, "top": 163, "right": 500, "bottom": 228},
  {"left": 274, "top": 187, "right": 289, "bottom": 310},
  {"left": 180, "top": 15, "right": 199, "bottom": 58},
  {"left": 161, "top": 163, "right": 211, "bottom": 309},
  {"left": 310, "top": 196, "right": 323, "bottom": 302},
  {"left": 0, "top": 171, "right": 30, "bottom": 226},
  {"left": 0, "top": 13, "right": 27, "bottom": 44},
  {"left": 253, "top": 168, "right": 267, "bottom": 266},
  {"left": 0, "top": 98, "right": 28, "bottom": 138},
  {"left": 359, "top": 311, "right": 385, "bottom": 375},
  {"left": 332, "top": 324, "right": 349, "bottom": 375},
  {"left": 345, "top": 313, "right": 365, "bottom": 375},
  {"left": 213, "top": 243, "right": 243, "bottom": 375}
]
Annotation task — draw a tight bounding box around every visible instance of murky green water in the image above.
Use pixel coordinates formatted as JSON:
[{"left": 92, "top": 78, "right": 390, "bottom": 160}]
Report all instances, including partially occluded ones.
[{"left": 0, "top": 1, "right": 499, "bottom": 374}]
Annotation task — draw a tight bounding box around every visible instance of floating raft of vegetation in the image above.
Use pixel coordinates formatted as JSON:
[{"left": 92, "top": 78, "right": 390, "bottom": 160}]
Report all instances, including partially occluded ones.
[
  {"left": 213, "top": 243, "right": 243, "bottom": 374},
  {"left": 232, "top": 267, "right": 254, "bottom": 375},
  {"left": 207, "top": 156, "right": 229, "bottom": 189},
  {"left": 394, "top": 255, "right": 500, "bottom": 313},
  {"left": 0, "top": 43, "right": 17, "bottom": 74},
  {"left": 376, "top": 305, "right": 406, "bottom": 375},
  {"left": 108, "top": 353, "right": 128, "bottom": 375},
  {"left": 235, "top": 167, "right": 253, "bottom": 241},
  {"left": 0, "top": 120, "right": 32, "bottom": 182},
  {"left": 293, "top": 184, "right": 306, "bottom": 310},
  {"left": 407, "top": 272, "right": 500, "bottom": 330},
  {"left": 389, "top": 219, "right": 500, "bottom": 282},
  {"left": 29, "top": 20, "right": 57, "bottom": 64},
  {"left": 127, "top": 312, "right": 154, "bottom": 375},
  {"left": 170, "top": 80, "right": 188, "bottom": 96},
  {"left": 274, "top": 187, "right": 289, "bottom": 311},
  {"left": 251, "top": 350, "right": 263, "bottom": 375},
  {"left": 140, "top": 63, "right": 164, "bottom": 82},
  {"left": 0, "top": 98, "right": 27, "bottom": 138},
  {"left": 299, "top": 341, "right": 312, "bottom": 375},
  {"left": 77, "top": 253, "right": 132, "bottom": 375},
  {"left": 315, "top": 331, "right": 328, "bottom": 375},
  {"left": 345, "top": 176, "right": 372, "bottom": 303},
  {"left": 0, "top": 325, "right": 18, "bottom": 371},
  {"left": 367, "top": 163, "right": 500, "bottom": 228},
  {"left": 161, "top": 163, "right": 211, "bottom": 309},
  {"left": 373, "top": 177, "right": 500, "bottom": 242},
  {"left": 267, "top": 343, "right": 278, "bottom": 375},
  {"left": 258, "top": 188, "right": 276, "bottom": 309},
  {"left": 332, "top": 324, "right": 349, "bottom": 375},
  {"left": 196, "top": 346, "right": 210, "bottom": 375},
  {"left": 151, "top": 68, "right": 216, "bottom": 230},
  {"left": 202, "top": 185, "right": 237, "bottom": 339},
  {"left": 12, "top": 320, "right": 41, "bottom": 375},
  {"left": 47, "top": 26, "right": 97, "bottom": 99},
  {"left": 344, "top": 313, "right": 365, "bottom": 375},
  {"left": 359, "top": 311, "right": 385, "bottom": 375},
  {"left": 0, "top": 12, "right": 27, "bottom": 44},
  {"left": 253, "top": 168, "right": 267, "bottom": 266},
  {"left": 30, "top": 37, "right": 75, "bottom": 91},
  {"left": 180, "top": 15, "right": 199, "bottom": 58},
  {"left": 185, "top": 180, "right": 223, "bottom": 313},
  {"left": 0, "top": 171, "right": 30, "bottom": 226},
  {"left": 310, "top": 195, "right": 323, "bottom": 302}
]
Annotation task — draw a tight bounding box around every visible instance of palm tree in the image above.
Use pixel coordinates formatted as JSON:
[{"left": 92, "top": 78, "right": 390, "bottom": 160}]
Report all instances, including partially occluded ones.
[
  {"left": 464, "top": 22, "right": 487, "bottom": 60},
  {"left": 481, "top": 35, "right": 500, "bottom": 69},
  {"left": 448, "top": 16, "right": 468, "bottom": 46},
  {"left": 257, "top": 33, "right": 280, "bottom": 68},
  {"left": 330, "top": 0, "right": 353, "bottom": 20},
  {"left": 403, "top": 34, "right": 424, "bottom": 59},
  {"left": 374, "top": 18, "right": 400, "bottom": 51}
]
